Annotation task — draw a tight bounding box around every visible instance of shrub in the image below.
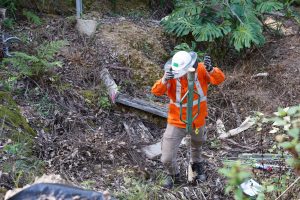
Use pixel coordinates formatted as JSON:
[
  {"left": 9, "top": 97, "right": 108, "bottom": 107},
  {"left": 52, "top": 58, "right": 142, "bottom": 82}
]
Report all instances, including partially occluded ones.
[{"left": 161, "top": 0, "right": 297, "bottom": 52}]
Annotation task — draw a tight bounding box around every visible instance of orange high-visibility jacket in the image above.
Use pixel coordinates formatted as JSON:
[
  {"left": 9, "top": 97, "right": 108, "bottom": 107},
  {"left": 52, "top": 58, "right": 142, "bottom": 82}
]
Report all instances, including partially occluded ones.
[{"left": 151, "top": 63, "right": 225, "bottom": 128}]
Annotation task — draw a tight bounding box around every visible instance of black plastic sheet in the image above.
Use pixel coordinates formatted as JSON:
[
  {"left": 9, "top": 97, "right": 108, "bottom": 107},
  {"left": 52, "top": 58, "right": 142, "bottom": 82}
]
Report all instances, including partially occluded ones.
[{"left": 7, "top": 183, "right": 106, "bottom": 200}]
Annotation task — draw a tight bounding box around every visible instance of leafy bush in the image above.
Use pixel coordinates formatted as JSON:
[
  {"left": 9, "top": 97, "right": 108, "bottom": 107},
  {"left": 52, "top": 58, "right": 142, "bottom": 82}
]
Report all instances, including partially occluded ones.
[
  {"left": 220, "top": 106, "right": 300, "bottom": 199},
  {"left": 171, "top": 42, "right": 205, "bottom": 61},
  {"left": 219, "top": 161, "right": 252, "bottom": 200},
  {"left": 270, "top": 105, "right": 300, "bottom": 175},
  {"left": 161, "top": 0, "right": 296, "bottom": 52}
]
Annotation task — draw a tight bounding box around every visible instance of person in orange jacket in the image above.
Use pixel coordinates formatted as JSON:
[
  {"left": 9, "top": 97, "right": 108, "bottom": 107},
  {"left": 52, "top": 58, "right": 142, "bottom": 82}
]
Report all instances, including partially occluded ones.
[{"left": 151, "top": 51, "right": 225, "bottom": 189}]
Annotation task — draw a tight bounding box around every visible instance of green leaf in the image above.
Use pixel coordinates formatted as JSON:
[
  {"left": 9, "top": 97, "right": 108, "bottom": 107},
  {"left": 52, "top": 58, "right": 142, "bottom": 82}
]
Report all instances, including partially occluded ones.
[
  {"left": 256, "top": 192, "right": 265, "bottom": 200},
  {"left": 225, "top": 185, "right": 233, "bottom": 194},
  {"left": 256, "top": 1, "right": 283, "bottom": 13},
  {"left": 231, "top": 23, "right": 264, "bottom": 51},
  {"left": 266, "top": 185, "right": 275, "bottom": 192},
  {"left": 295, "top": 144, "right": 300, "bottom": 154},
  {"left": 288, "top": 128, "right": 299, "bottom": 139},
  {"left": 279, "top": 141, "right": 294, "bottom": 149},
  {"left": 287, "top": 106, "right": 300, "bottom": 116},
  {"left": 272, "top": 118, "right": 287, "bottom": 126},
  {"left": 238, "top": 171, "right": 251, "bottom": 180},
  {"left": 234, "top": 189, "right": 244, "bottom": 200},
  {"left": 219, "top": 168, "right": 231, "bottom": 176},
  {"left": 193, "top": 23, "right": 224, "bottom": 42}
]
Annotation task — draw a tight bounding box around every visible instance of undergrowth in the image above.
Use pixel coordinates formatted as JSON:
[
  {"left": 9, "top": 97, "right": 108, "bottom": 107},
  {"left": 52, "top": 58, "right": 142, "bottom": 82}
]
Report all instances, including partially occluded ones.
[{"left": 1, "top": 40, "right": 67, "bottom": 90}]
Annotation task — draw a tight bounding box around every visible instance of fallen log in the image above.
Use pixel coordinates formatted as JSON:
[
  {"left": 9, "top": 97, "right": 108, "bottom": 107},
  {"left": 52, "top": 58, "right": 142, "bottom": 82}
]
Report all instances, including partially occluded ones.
[{"left": 100, "top": 68, "right": 168, "bottom": 118}]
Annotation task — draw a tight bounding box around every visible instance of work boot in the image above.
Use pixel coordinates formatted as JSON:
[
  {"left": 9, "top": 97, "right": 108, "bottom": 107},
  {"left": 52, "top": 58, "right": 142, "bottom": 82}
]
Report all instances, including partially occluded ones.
[
  {"left": 192, "top": 162, "right": 206, "bottom": 182},
  {"left": 162, "top": 174, "right": 181, "bottom": 189}
]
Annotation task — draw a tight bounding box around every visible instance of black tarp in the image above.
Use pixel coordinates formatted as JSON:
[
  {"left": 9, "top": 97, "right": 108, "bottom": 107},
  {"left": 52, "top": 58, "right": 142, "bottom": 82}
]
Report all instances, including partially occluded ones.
[{"left": 7, "top": 183, "right": 106, "bottom": 200}]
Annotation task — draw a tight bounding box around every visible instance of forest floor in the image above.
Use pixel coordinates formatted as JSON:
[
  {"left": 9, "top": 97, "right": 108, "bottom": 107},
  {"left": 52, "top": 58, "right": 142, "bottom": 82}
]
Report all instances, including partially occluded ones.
[{"left": 1, "top": 11, "right": 300, "bottom": 200}]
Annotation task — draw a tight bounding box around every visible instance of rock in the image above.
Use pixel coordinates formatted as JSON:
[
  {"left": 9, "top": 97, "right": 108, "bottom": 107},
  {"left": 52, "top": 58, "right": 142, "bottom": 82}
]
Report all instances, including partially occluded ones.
[
  {"left": 141, "top": 142, "right": 161, "bottom": 159},
  {"left": 76, "top": 19, "right": 97, "bottom": 36},
  {"left": 0, "top": 8, "right": 6, "bottom": 19}
]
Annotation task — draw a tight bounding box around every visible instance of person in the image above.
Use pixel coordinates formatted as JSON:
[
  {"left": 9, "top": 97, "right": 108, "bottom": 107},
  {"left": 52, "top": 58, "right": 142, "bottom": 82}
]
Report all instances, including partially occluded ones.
[{"left": 151, "top": 51, "right": 225, "bottom": 189}]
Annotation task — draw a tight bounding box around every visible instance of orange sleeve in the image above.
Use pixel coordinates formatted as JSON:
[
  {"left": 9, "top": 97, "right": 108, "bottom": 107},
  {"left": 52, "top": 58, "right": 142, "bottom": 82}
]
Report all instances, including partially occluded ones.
[
  {"left": 151, "top": 79, "right": 167, "bottom": 96},
  {"left": 206, "top": 67, "right": 225, "bottom": 85}
]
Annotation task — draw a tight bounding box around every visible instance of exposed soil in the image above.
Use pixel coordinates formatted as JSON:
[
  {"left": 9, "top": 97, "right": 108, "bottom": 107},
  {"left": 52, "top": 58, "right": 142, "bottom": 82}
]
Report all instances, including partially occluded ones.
[{"left": 1, "top": 11, "right": 300, "bottom": 200}]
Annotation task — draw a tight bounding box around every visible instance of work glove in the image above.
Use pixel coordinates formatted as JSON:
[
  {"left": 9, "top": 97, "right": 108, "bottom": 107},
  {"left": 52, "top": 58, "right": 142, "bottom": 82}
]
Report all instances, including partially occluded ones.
[
  {"left": 204, "top": 55, "right": 213, "bottom": 72},
  {"left": 162, "top": 69, "right": 174, "bottom": 84}
]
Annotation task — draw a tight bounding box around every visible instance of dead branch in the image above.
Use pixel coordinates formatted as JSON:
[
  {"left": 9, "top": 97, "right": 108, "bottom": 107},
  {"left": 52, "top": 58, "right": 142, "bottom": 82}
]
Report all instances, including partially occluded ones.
[{"left": 275, "top": 176, "right": 300, "bottom": 200}]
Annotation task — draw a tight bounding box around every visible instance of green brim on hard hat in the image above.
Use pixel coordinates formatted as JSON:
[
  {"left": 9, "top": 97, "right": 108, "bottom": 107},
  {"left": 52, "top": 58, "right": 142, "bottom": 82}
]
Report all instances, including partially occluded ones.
[{"left": 164, "top": 51, "right": 197, "bottom": 79}]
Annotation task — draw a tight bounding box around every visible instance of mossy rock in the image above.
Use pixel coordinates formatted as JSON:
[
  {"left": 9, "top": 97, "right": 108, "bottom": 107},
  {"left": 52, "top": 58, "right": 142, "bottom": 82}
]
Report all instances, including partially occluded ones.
[{"left": 0, "top": 91, "right": 35, "bottom": 148}]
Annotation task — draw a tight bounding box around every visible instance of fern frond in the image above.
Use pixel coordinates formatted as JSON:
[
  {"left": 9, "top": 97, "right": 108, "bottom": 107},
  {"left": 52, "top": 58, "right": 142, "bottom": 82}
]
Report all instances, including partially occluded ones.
[
  {"left": 37, "top": 40, "right": 67, "bottom": 61},
  {"left": 22, "top": 10, "right": 42, "bottom": 25},
  {"left": 256, "top": 1, "right": 283, "bottom": 14},
  {"left": 3, "top": 40, "right": 66, "bottom": 77}
]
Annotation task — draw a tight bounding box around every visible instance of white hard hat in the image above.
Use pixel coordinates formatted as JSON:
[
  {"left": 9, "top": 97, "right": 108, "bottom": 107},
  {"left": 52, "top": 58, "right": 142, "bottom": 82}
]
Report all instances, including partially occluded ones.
[
  {"left": 171, "top": 51, "right": 192, "bottom": 71},
  {"left": 164, "top": 51, "right": 197, "bottom": 78}
]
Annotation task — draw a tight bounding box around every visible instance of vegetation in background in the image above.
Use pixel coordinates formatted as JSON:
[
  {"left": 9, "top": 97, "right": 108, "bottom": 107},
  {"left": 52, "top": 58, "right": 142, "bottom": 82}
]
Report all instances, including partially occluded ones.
[
  {"left": 2, "top": 18, "right": 15, "bottom": 29},
  {"left": 1, "top": 40, "right": 67, "bottom": 90},
  {"left": 22, "top": 10, "right": 42, "bottom": 25},
  {"left": 270, "top": 105, "right": 300, "bottom": 174},
  {"left": 219, "top": 105, "right": 300, "bottom": 199},
  {"left": 219, "top": 161, "right": 252, "bottom": 200},
  {"left": 161, "top": 0, "right": 299, "bottom": 54},
  {"left": 0, "top": 92, "right": 43, "bottom": 188},
  {"left": 171, "top": 42, "right": 205, "bottom": 61},
  {"left": 0, "top": 0, "right": 18, "bottom": 18}
]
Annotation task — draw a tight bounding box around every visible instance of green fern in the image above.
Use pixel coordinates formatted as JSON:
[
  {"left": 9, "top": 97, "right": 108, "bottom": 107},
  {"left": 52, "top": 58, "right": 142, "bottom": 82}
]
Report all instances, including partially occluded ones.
[
  {"left": 2, "top": 40, "right": 67, "bottom": 78},
  {"left": 22, "top": 10, "right": 42, "bottom": 26}
]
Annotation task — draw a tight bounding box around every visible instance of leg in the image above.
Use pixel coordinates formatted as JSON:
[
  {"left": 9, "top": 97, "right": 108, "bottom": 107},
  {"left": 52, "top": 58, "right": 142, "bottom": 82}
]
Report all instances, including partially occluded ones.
[
  {"left": 161, "top": 124, "right": 186, "bottom": 175},
  {"left": 190, "top": 125, "right": 207, "bottom": 181},
  {"left": 190, "top": 125, "right": 207, "bottom": 163}
]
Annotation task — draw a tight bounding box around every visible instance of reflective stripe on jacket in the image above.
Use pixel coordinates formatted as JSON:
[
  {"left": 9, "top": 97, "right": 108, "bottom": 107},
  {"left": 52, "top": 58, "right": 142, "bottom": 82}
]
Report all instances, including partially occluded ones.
[{"left": 151, "top": 63, "right": 225, "bottom": 128}]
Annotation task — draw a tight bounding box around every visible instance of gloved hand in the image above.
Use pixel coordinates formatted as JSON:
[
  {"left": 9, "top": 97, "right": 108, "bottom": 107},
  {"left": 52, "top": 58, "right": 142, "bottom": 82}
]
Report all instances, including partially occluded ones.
[
  {"left": 204, "top": 55, "right": 213, "bottom": 72},
  {"left": 162, "top": 69, "right": 174, "bottom": 84}
]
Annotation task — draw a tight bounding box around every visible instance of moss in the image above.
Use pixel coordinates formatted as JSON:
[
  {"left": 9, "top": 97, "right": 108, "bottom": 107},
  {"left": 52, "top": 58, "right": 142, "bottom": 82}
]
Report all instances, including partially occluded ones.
[
  {"left": 80, "top": 89, "right": 99, "bottom": 105},
  {"left": 0, "top": 92, "right": 35, "bottom": 135},
  {"left": 0, "top": 92, "right": 43, "bottom": 187}
]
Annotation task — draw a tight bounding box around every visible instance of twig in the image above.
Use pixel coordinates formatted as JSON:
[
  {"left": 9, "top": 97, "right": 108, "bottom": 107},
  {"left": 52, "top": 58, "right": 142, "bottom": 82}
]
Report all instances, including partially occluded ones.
[
  {"left": 255, "top": 45, "right": 269, "bottom": 65},
  {"left": 225, "top": 139, "right": 254, "bottom": 150},
  {"left": 110, "top": 66, "right": 131, "bottom": 71},
  {"left": 230, "top": 101, "right": 242, "bottom": 125},
  {"left": 198, "top": 188, "right": 207, "bottom": 200},
  {"left": 275, "top": 176, "right": 300, "bottom": 200},
  {"left": 223, "top": 0, "right": 244, "bottom": 24}
]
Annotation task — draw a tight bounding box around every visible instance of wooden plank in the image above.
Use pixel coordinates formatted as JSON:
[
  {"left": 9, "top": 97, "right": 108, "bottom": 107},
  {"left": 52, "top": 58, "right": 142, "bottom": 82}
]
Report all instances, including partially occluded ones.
[
  {"left": 116, "top": 94, "right": 168, "bottom": 118},
  {"left": 100, "top": 67, "right": 168, "bottom": 118}
]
